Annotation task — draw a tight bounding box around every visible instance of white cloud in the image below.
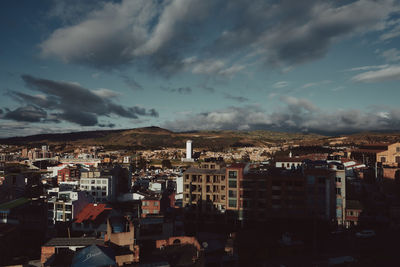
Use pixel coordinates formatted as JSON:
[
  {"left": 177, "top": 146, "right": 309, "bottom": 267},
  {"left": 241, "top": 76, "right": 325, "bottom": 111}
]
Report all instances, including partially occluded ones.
[
  {"left": 272, "top": 81, "right": 289, "bottom": 88},
  {"left": 381, "top": 48, "right": 400, "bottom": 62},
  {"left": 352, "top": 65, "right": 400, "bottom": 82}
]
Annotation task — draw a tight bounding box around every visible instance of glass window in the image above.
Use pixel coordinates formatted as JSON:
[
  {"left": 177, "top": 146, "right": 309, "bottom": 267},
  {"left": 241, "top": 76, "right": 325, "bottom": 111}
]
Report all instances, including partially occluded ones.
[
  {"left": 143, "top": 209, "right": 149, "bottom": 214},
  {"left": 102, "top": 180, "right": 107, "bottom": 184},
  {"left": 154, "top": 202, "right": 159, "bottom": 206},
  {"left": 397, "top": 147, "right": 400, "bottom": 152},
  {"left": 228, "top": 190, "right": 237, "bottom": 198},
  {"left": 336, "top": 188, "right": 341, "bottom": 195},
  {"left": 228, "top": 199, "right": 237, "bottom": 208},
  {"left": 229, "top": 180, "right": 237, "bottom": 188},
  {"left": 228, "top": 171, "right": 237, "bottom": 179},
  {"left": 381, "top": 157, "right": 386, "bottom": 163},
  {"left": 102, "top": 192, "right": 106, "bottom": 196}
]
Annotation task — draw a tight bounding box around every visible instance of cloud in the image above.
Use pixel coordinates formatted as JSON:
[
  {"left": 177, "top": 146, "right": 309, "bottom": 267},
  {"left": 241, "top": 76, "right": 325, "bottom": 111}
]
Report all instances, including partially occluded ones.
[
  {"left": 161, "top": 86, "right": 192, "bottom": 94},
  {"left": 381, "top": 48, "right": 400, "bottom": 62},
  {"left": 98, "top": 123, "right": 116, "bottom": 128},
  {"left": 40, "top": 0, "right": 398, "bottom": 74},
  {"left": 120, "top": 74, "right": 143, "bottom": 90},
  {"left": 182, "top": 57, "right": 246, "bottom": 77},
  {"left": 163, "top": 96, "right": 400, "bottom": 134},
  {"left": 272, "top": 81, "right": 289, "bottom": 88},
  {"left": 223, "top": 93, "right": 249, "bottom": 103},
  {"left": 352, "top": 65, "right": 400, "bottom": 82},
  {"left": 345, "top": 64, "right": 389, "bottom": 71},
  {"left": 3, "top": 106, "right": 47, "bottom": 122},
  {"left": 1, "top": 74, "right": 158, "bottom": 126}
]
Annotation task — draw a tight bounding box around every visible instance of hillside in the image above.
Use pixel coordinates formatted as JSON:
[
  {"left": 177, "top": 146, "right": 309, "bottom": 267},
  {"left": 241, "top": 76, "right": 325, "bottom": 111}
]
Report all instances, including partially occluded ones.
[{"left": 0, "top": 126, "right": 327, "bottom": 150}]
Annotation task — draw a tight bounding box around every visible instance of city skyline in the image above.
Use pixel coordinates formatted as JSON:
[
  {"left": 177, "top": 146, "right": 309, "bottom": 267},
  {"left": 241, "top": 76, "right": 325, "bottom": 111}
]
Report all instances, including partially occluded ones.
[{"left": 2, "top": 0, "right": 400, "bottom": 138}]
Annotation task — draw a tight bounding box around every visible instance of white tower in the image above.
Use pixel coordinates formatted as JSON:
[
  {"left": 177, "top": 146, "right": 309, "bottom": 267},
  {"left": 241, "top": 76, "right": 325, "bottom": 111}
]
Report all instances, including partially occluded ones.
[{"left": 186, "top": 140, "right": 193, "bottom": 160}]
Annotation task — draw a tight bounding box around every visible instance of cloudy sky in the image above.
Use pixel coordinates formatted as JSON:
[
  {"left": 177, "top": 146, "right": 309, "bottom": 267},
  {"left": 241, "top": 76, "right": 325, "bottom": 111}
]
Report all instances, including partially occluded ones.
[{"left": 1, "top": 0, "right": 400, "bottom": 137}]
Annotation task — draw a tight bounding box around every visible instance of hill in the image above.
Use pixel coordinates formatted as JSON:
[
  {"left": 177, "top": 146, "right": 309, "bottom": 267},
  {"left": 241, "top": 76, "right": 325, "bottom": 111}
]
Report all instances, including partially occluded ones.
[{"left": 0, "top": 126, "right": 327, "bottom": 150}]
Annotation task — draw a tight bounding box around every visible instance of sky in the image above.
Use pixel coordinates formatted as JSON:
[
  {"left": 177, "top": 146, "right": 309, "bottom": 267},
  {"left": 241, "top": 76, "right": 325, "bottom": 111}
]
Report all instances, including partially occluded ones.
[{"left": 1, "top": 0, "right": 400, "bottom": 138}]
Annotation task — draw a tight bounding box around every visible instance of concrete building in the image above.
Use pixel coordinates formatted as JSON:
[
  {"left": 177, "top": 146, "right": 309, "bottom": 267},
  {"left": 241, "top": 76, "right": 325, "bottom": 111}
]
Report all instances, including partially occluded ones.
[
  {"left": 57, "top": 166, "right": 80, "bottom": 184},
  {"left": 79, "top": 170, "right": 116, "bottom": 203},
  {"left": 183, "top": 161, "right": 338, "bottom": 223},
  {"left": 48, "top": 190, "right": 93, "bottom": 225},
  {"left": 183, "top": 161, "right": 227, "bottom": 213}
]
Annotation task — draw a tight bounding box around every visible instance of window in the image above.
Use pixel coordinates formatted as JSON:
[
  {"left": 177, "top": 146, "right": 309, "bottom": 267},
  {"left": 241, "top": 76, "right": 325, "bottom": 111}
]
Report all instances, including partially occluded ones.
[
  {"left": 336, "top": 188, "right": 341, "bottom": 195},
  {"left": 229, "top": 180, "right": 237, "bottom": 188},
  {"left": 228, "top": 199, "right": 237, "bottom": 208},
  {"left": 229, "top": 190, "right": 237, "bottom": 198},
  {"left": 272, "top": 190, "right": 281, "bottom": 196},
  {"left": 228, "top": 171, "right": 237, "bottom": 179},
  {"left": 335, "top": 177, "right": 341, "bottom": 183},
  {"left": 102, "top": 180, "right": 107, "bottom": 184},
  {"left": 397, "top": 147, "right": 400, "bottom": 152},
  {"left": 91, "top": 180, "right": 95, "bottom": 184},
  {"left": 143, "top": 209, "right": 149, "bottom": 214},
  {"left": 65, "top": 205, "right": 72, "bottom": 212},
  {"left": 143, "top": 201, "right": 148, "bottom": 206},
  {"left": 102, "top": 192, "right": 106, "bottom": 196},
  {"left": 152, "top": 210, "right": 158, "bottom": 214},
  {"left": 381, "top": 157, "right": 386, "bottom": 163},
  {"left": 396, "top": 156, "right": 400, "bottom": 163},
  {"left": 154, "top": 201, "right": 159, "bottom": 206},
  {"left": 307, "top": 176, "right": 315, "bottom": 185}
]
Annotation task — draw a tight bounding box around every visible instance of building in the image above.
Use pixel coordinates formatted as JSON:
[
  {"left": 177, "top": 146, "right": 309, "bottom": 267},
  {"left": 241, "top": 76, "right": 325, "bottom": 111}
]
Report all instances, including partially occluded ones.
[
  {"left": 351, "top": 142, "right": 400, "bottom": 166},
  {"left": 183, "top": 161, "right": 338, "bottom": 224},
  {"left": 141, "top": 198, "right": 161, "bottom": 217},
  {"left": 48, "top": 190, "right": 93, "bottom": 225},
  {"left": 57, "top": 166, "right": 80, "bottom": 184},
  {"left": 79, "top": 170, "right": 116, "bottom": 203},
  {"left": 345, "top": 200, "right": 363, "bottom": 228},
  {"left": 71, "top": 203, "right": 112, "bottom": 236},
  {"left": 183, "top": 161, "right": 227, "bottom": 213}
]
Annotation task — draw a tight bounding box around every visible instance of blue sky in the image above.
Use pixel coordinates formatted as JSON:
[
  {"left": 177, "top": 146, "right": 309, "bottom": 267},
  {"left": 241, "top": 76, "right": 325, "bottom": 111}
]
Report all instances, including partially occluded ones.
[{"left": 1, "top": 0, "right": 400, "bottom": 137}]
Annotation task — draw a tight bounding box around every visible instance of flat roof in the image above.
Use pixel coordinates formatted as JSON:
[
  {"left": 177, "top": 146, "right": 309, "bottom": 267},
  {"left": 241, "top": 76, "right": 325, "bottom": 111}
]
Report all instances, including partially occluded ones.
[{"left": 44, "top": 237, "right": 104, "bottom": 247}]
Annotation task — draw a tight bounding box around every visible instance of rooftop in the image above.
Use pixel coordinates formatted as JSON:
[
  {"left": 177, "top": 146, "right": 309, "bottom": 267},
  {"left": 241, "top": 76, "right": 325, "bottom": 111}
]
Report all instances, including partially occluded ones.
[
  {"left": 44, "top": 237, "right": 104, "bottom": 247},
  {"left": 74, "top": 203, "right": 112, "bottom": 223}
]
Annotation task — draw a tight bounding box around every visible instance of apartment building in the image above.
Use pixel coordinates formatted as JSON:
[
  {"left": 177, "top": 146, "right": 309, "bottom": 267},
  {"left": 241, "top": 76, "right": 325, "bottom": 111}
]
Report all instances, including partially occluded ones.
[
  {"left": 57, "top": 166, "right": 80, "bottom": 184},
  {"left": 79, "top": 170, "right": 116, "bottom": 203},
  {"left": 183, "top": 161, "right": 227, "bottom": 213},
  {"left": 183, "top": 161, "right": 339, "bottom": 224},
  {"left": 48, "top": 190, "right": 93, "bottom": 224}
]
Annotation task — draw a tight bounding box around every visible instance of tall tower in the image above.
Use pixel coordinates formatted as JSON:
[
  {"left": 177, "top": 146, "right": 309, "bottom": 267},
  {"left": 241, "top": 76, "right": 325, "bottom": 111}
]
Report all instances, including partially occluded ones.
[{"left": 186, "top": 140, "right": 193, "bottom": 160}]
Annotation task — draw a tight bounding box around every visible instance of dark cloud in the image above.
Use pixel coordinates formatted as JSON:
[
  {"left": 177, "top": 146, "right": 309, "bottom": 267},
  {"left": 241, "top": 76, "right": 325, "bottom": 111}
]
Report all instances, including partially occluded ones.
[
  {"left": 39, "top": 0, "right": 397, "bottom": 74},
  {"left": 98, "top": 123, "right": 116, "bottom": 128},
  {"left": 4, "top": 106, "right": 47, "bottom": 122},
  {"left": 0, "top": 109, "right": 3, "bottom": 114},
  {"left": 120, "top": 74, "right": 143, "bottom": 90},
  {"left": 163, "top": 96, "right": 400, "bottom": 134},
  {"left": 1, "top": 74, "right": 158, "bottom": 126}
]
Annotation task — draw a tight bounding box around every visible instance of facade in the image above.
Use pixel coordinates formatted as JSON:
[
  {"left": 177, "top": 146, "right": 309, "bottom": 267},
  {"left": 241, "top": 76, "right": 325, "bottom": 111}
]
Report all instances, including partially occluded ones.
[
  {"left": 141, "top": 198, "right": 161, "bottom": 217},
  {"left": 79, "top": 170, "right": 116, "bottom": 203},
  {"left": 351, "top": 143, "right": 400, "bottom": 166},
  {"left": 345, "top": 200, "right": 363, "bottom": 228},
  {"left": 48, "top": 191, "right": 93, "bottom": 224},
  {"left": 183, "top": 161, "right": 227, "bottom": 213},
  {"left": 183, "top": 161, "right": 338, "bottom": 223},
  {"left": 57, "top": 166, "right": 80, "bottom": 184}
]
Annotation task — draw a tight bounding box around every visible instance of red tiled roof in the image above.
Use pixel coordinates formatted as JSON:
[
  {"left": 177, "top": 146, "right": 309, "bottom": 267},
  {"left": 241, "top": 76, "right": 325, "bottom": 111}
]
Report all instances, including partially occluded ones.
[{"left": 74, "top": 204, "right": 112, "bottom": 223}]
